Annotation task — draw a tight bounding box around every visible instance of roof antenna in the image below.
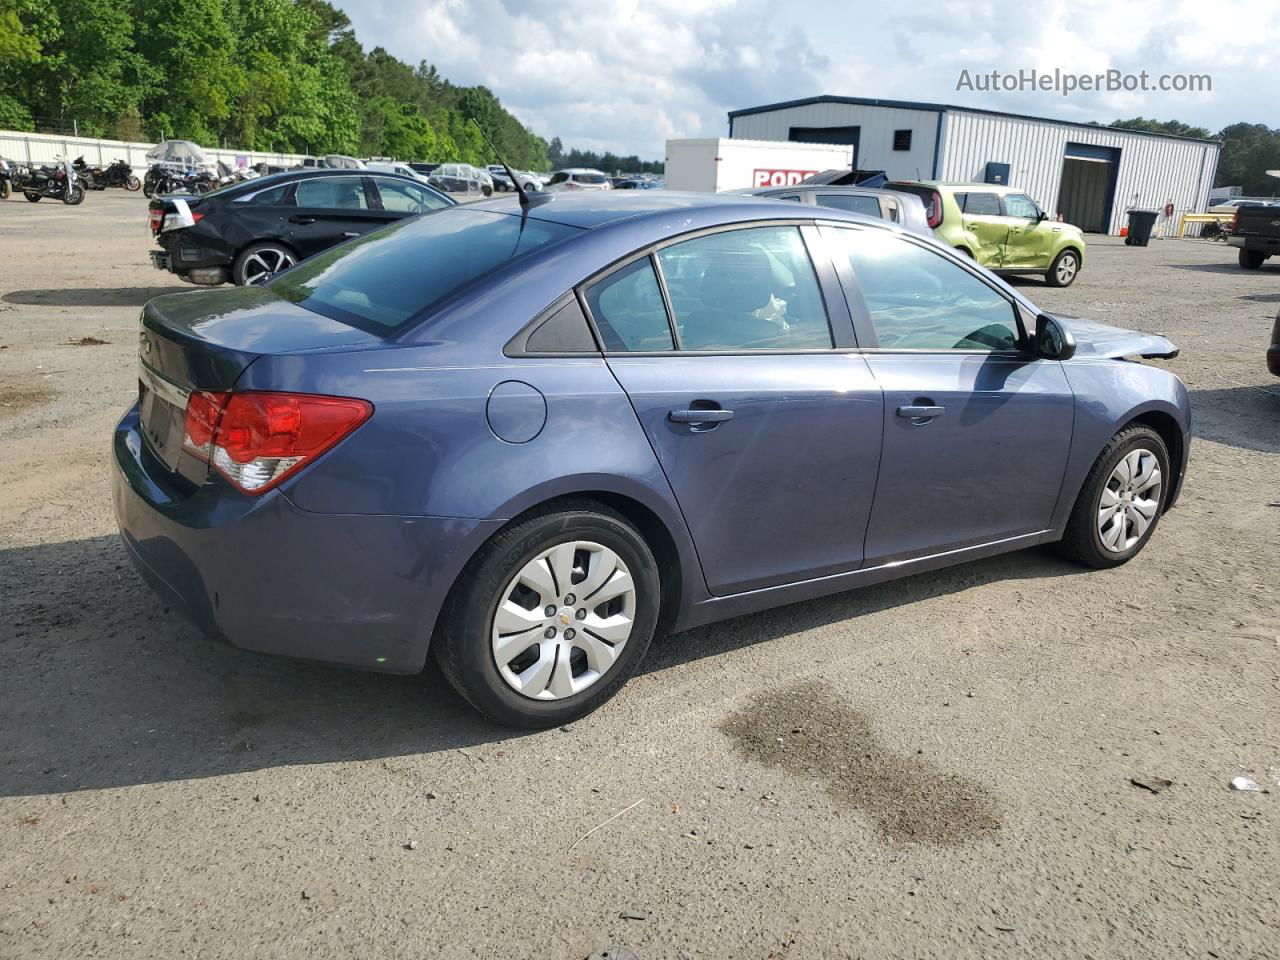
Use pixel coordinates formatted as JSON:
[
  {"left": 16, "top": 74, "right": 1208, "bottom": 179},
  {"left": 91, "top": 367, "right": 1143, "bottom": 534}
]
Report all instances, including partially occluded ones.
[{"left": 469, "top": 117, "right": 544, "bottom": 208}]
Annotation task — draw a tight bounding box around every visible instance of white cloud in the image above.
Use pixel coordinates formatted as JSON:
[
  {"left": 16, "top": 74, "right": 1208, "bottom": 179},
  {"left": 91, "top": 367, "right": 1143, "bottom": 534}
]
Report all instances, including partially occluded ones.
[{"left": 336, "top": 0, "right": 1278, "bottom": 157}]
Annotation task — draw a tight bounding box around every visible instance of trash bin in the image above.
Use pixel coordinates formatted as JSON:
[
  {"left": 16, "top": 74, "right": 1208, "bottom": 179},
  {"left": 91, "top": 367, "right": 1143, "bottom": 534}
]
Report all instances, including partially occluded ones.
[{"left": 1125, "top": 209, "right": 1159, "bottom": 246}]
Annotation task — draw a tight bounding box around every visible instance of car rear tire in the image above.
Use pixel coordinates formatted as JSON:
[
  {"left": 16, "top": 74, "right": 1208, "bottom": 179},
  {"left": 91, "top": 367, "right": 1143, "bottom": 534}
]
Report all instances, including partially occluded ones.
[
  {"left": 434, "top": 501, "right": 661, "bottom": 728},
  {"left": 1046, "top": 249, "right": 1080, "bottom": 287},
  {"left": 1239, "top": 248, "right": 1266, "bottom": 270},
  {"left": 1056, "top": 424, "right": 1170, "bottom": 569},
  {"left": 232, "top": 242, "right": 298, "bottom": 286}
]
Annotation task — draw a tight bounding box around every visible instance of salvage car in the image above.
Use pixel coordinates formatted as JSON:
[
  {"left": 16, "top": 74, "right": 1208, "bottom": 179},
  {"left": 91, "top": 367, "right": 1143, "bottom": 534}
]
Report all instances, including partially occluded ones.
[
  {"left": 148, "top": 169, "right": 453, "bottom": 286},
  {"left": 543, "top": 168, "right": 611, "bottom": 192},
  {"left": 733, "top": 184, "right": 930, "bottom": 236},
  {"left": 890, "top": 181, "right": 1086, "bottom": 286},
  {"left": 115, "top": 192, "right": 1188, "bottom": 728},
  {"left": 1227, "top": 202, "right": 1280, "bottom": 269}
]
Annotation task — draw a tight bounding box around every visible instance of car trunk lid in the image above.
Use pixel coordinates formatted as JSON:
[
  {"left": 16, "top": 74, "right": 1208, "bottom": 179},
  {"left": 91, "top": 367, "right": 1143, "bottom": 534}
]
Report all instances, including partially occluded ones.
[{"left": 137, "top": 286, "right": 380, "bottom": 483}]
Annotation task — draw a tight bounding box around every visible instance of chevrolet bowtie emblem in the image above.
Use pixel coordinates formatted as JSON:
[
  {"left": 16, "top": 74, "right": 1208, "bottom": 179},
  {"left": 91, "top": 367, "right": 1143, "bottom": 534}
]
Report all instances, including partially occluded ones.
[{"left": 559, "top": 612, "right": 571, "bottom": 625}]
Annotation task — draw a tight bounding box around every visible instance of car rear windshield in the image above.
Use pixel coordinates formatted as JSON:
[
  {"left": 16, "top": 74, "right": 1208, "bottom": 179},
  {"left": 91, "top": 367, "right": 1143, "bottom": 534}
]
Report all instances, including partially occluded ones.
[{"left": 268, "top": 209, "right": 581, "bottom": 334}]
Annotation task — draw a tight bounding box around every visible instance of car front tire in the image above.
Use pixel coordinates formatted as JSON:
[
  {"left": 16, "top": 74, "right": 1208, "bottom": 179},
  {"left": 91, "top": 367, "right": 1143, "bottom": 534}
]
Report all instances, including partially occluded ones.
[
  {"left": 1046, "top": 249, "right": 1080, "bottom": 287},
  {"left": 1056, "top": 424, "right": 1170, "bottom": 569},
  {"left": 434, "top": 502, "right": 661, "bottom": 728}
]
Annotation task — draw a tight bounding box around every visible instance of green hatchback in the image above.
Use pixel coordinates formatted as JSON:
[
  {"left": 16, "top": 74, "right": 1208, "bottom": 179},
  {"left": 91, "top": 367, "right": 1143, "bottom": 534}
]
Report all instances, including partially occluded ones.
[{"left": 889, "top": 181, "right": 1086, "bottom": 287}]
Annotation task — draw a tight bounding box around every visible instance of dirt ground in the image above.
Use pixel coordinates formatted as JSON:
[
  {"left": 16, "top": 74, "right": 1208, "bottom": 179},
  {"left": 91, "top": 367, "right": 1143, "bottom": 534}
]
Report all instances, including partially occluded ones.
[{"left": 1, "top": 191, "right": 1278, "bottom": 960}]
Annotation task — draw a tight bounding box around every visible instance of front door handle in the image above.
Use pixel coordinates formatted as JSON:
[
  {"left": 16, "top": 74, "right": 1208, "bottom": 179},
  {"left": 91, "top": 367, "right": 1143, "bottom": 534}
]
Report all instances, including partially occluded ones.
[
  {"left": 343, "top": 231, "right": 359, "bottom": 237},
  {"left": 669, "top": 408, "right": 734, "bottom": 424},
  {"left": 289, "top": 215, "right": 316, "bottom": 225},
  {"left": 897, "top": 405, "right": 945, "bottom": 420}
]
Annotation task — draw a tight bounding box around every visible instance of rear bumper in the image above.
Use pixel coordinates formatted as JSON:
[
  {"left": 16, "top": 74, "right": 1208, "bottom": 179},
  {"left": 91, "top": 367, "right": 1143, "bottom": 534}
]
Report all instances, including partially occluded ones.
[
  {"left": 152, "top": 237, "right": 231, "bottom": 285},
  {"left": 112, "top": 405, "right": 501, "bottom": 674}
]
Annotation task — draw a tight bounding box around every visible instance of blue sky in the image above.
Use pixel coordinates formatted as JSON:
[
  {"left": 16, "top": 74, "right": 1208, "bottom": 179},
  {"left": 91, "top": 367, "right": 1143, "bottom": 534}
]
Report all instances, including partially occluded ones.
[{"left": 337, "top": 0, "right": 1276, "bottom": 157}]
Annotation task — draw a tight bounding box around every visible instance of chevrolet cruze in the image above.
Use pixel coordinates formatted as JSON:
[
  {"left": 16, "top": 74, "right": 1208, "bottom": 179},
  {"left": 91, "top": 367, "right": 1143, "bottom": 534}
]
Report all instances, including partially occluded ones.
[{"left": 114, "top": 192, "right": 1189, "bottom": 727}]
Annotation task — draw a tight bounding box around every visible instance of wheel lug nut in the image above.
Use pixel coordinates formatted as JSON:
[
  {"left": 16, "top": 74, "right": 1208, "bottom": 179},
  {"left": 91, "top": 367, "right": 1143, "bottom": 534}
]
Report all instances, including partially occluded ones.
[
  {"left": 544, "top": 626, "right": 556, "bottom": 639},
  {"left": 544, "top": 605, "right": 556, "bottom": 617},
  {"left": 564, "top": 593, "right": 576, "bottom": 605},
  {"left": 564, "top": 628, "right": 576, "bottom": 640},
  {"left": 575, "top": 608, "right": 586, "bottom": 620}
]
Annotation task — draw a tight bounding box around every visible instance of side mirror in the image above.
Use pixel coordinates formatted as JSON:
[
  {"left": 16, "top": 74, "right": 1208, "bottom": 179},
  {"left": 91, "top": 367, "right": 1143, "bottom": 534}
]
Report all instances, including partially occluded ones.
[
  {"left": 1035, "top": 314, "right": 1076, "bottom": 361},
  {"left": 1036, "top": 209, "right": 1049, "bottom": 221}
]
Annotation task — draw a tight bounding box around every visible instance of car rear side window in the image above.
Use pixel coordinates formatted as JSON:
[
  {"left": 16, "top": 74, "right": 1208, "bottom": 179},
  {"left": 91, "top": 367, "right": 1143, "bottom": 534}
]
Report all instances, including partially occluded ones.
[
  {"left": 237, "top": 183, "right": 291, "bottom": 205},
  {"left": 825, "top": 227, "right": 1020, "bottom": 352},
  {"left": 959, "top": 192, "right": 1000, "bottom": 216},
  {"left": 816, "top": 194, "right": 882, "bottom": 217},
  {"left": 295, "top": 177, "right": 370, "bottom": 210},
  {"left": 584, "top": 258, "right": 674, "bottom": 352},
  {"left": 655, "top": 227, "right": 832, "bottom": 351},
  {"left": 269, "top": 209, "right": 580, "bottom": 333}
]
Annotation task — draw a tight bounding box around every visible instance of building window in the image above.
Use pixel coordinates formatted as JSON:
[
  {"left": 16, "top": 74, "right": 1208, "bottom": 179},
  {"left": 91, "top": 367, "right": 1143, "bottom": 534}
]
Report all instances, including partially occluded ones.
[{"left": 893, "top": 129, "right": 912, "bottom": 151}]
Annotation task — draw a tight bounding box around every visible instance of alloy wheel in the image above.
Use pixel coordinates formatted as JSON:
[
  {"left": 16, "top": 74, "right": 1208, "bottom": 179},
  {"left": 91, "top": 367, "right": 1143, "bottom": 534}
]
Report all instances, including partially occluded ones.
[
  {"left": 1056, "top": 253, "right": 1078, "bottom": 285},
  {"left": 241, "top": 248, "right": 295, "bottom": 285},
  {"left": 1097, "top": 448, "right": 1161, "bottom": 553},
  {"left": 490, "top": 540, "right": 637, "bottom": 701}
]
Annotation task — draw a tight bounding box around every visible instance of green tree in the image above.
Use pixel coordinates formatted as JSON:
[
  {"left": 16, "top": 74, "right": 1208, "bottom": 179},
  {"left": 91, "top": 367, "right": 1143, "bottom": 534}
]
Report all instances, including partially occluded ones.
[
  {"left": 1109, "top": 116, "right": 1213, "bottom": 140},
  {"left": 1214, "top": 123, "right": 1280, "bottom": 195}
]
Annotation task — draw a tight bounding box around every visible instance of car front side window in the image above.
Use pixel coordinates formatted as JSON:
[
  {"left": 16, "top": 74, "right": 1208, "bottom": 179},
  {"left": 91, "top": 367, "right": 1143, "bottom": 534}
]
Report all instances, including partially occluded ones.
[
  {"left": 654, "top": 226, "right": 832, "bottom": 351},
  {"left": 1003, "top": 193, "right": 1041, "bottom": 219},
  {"left": 827, "top": 228, "right": 1022, "bottom": 352}
]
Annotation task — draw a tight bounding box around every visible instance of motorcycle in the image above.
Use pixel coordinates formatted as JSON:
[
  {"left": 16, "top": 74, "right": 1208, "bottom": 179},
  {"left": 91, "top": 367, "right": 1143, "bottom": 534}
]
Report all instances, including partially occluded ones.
[
  {"left": 13, "top": 157, "right": 85, "bottom": 205},
  {"left": 0, "top": 157, "right": 12, "bottom": 200},
  {"left": 73, "top": 156, "right": 140, "bottom": 191}
]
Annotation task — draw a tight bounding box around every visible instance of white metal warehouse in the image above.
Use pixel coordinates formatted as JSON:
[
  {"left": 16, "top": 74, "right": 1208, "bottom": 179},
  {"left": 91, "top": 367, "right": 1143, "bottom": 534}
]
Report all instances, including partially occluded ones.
[{"left": 728, "top": 96, "right": 1221, "bottom": 235}]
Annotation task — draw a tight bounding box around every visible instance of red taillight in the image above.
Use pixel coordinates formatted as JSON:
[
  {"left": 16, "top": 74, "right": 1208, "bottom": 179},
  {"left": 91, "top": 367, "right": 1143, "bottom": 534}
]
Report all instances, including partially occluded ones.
[
  {"left": 190, "top": 211, "right": 204, "bottom": 223},
  {"left": 926, "top": 191, "right": 943, "bottom": 229},
  {"left": 1231, "top": 207, "right": 1241, "bottom": 231},
  {"left": 182, "top": 391, "right": 372, "bottom": 495},
  {"left": 149, "top": 208, "right": 164, "bottom": 233},
  {"left": 182, "top": 390, "right": 230, "bottom": 460}
]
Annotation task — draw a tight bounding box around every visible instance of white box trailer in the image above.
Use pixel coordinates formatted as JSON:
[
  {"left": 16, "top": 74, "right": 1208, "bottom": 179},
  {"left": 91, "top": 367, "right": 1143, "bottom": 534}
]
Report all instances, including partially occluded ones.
[{"left": 663, "top": 137, "right": 853, "bottom": 193}]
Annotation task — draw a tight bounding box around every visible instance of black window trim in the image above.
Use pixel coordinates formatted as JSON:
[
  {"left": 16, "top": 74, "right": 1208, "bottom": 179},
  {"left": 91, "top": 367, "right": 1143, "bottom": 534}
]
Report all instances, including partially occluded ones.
[
  {"left": 574, "top": 218, "right": 858, "bottom": 357},
  {"left": 817, "top": 221, "right": 1033, "bottom": 355},
  {"left": 504, "top": 291, "right": 604, "bottom": 358}
]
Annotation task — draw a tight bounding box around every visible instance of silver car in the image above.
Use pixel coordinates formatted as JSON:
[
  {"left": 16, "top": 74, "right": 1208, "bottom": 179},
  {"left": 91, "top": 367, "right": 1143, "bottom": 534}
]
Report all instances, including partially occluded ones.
[{"left": 736, "top": 185, "right": 931, "bottom": 236}]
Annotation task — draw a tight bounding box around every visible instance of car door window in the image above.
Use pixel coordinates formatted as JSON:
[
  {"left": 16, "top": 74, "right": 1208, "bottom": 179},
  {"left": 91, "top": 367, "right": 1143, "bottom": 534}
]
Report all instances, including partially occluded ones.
[
  {"left": 772, "top": 194, "right": 802, "bottom": 202},
  {"left": 655, "top": 227, "right": 832, "bottom": 351},
  {"left": 827, "top": 228, "right": 1021, "bottom": 351},
  {"left": 816, "top": 194, "right": 882, "bottom": 217},
  {"left": 960, "top": 193, "right": 1001, "bottom": 215},
  {"left": 1002, "top": 193, "right": 1040, "bottom": 219},
  {"left": 584, "top": 258, "right": 674, "bottom": 352},
  {"left": 372, "top": 177, "right": 449, "bottom": 214},
  {"left": 295, "top": 177, "right": 370, "bottom": 210}
]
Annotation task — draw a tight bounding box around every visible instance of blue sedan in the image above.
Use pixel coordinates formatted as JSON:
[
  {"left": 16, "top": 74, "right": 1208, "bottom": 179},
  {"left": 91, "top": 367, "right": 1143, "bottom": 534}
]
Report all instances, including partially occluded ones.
[{"left": 113, "top": 192, "right": 1190, "bottom": 727}]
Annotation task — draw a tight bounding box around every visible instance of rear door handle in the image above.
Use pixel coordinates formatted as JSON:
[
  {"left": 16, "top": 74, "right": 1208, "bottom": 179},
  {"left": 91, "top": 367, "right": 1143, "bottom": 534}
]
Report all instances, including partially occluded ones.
[
  {"left": 669, "top": 408, "right": 734, "bottom": 424},
  {"left": 289, "top": 215, "right": 316, "bottom": 225},
  {"left": 897, "top": 405, "right": 945, "bottom": 419}
]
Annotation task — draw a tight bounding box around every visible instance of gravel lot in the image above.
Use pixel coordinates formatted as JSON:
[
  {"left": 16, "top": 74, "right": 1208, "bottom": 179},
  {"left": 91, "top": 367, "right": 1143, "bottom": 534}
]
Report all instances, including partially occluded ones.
[{"left": 1, "top": 191, "right": 1278, "bottom": 960}]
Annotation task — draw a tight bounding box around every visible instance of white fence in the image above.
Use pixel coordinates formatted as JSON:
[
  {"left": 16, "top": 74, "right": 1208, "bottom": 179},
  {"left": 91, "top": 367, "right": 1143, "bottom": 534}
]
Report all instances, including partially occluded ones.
[{"left": 0, "top": 128, "right": 309, "bottom": 170}]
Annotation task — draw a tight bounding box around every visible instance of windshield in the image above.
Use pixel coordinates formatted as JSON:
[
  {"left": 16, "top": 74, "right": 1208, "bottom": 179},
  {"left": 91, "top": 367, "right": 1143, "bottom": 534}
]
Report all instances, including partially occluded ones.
[{"left": 269, "top": 209, "right": 581, "bottom": 333}]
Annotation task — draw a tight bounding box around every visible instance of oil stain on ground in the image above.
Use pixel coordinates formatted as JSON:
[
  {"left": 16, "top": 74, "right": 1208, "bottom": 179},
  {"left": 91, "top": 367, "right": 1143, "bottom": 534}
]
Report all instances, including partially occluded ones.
[
  {"left": 0, "top": 383, "right": 55, "bottom": 417},
  {"left": 721, "top": 679, "right": 1000, "bottom": 845}
]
